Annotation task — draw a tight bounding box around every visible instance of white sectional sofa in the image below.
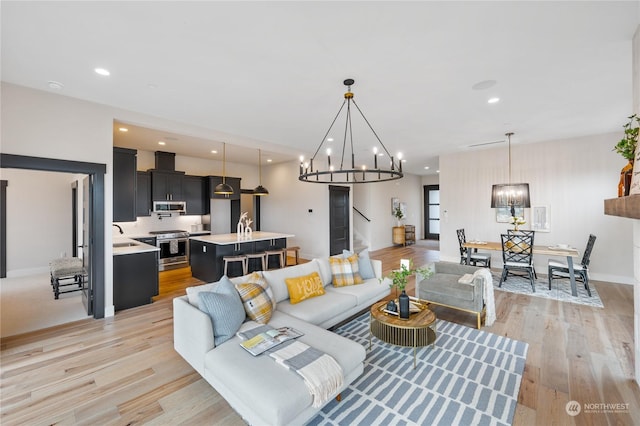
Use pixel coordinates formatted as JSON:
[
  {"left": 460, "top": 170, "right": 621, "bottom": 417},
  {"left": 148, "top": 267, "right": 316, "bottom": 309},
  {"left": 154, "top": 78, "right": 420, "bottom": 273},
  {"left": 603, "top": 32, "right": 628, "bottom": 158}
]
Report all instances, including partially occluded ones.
[{"left": 173, "top": 256, "right": 390, "bottom": 426}]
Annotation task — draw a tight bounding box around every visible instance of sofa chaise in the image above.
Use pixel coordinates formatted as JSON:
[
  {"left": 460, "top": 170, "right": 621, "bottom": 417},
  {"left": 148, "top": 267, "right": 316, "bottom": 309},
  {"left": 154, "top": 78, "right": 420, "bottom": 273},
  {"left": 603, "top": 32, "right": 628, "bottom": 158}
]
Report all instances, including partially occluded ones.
[{"left": 173, "top": 255, "right": 390, "bottom": 426}]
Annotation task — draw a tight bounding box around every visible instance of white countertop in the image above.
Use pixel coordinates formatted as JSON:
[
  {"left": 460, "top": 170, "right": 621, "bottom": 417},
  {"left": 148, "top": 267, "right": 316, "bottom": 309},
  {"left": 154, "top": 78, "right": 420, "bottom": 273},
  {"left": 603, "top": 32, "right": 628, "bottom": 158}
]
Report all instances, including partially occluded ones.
[
  {"left": 112, "top": 236, "right": 160, "bottom": 256},
  {"left": 189, "top": 231, "right": 294, "bottom": 245}
]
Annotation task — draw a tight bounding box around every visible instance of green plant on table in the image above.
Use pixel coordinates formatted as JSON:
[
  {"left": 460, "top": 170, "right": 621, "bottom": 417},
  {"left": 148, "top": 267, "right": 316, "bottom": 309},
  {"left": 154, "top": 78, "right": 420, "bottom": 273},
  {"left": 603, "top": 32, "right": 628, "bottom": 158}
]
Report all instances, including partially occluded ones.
[
  {"left": 613, "top": 114, "right": 639, "bottom": 160},
  {"left": 381, "top": 260, "right": 432, "bottom": 293},
  {"left": 393, "top": 205, "right": 404, "bottom": 220}
]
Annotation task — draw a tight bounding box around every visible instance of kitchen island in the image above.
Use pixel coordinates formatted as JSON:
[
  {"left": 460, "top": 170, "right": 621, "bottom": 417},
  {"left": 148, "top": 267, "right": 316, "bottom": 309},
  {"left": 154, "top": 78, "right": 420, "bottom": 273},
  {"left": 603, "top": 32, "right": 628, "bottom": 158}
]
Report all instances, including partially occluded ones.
[{"left": 189, "top": 232, "right": 294, "bottom": 282}]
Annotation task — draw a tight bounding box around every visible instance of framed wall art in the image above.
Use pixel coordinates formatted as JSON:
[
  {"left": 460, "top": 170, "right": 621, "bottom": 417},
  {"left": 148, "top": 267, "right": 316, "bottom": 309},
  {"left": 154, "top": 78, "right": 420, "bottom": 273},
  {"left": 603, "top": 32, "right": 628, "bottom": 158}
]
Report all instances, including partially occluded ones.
[
  {"left": 496, "top": 207, "right": 524, "bottom": 223},
  {"left": 532, "top": 205, "right": 550, "bottom": 232},
  {"left": 391, "top": 197, "right": 399, "bottom": 215}
]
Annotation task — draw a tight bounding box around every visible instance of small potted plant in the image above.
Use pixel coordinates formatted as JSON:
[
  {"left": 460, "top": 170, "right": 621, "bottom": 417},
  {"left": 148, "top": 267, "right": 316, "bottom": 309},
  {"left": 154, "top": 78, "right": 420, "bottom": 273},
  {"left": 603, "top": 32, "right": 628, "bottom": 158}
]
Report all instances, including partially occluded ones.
[
  {"left": 614, "top": 114, "right": 639, "bottom": 196},
  {"left": 393, "top": 205, "right": 404, "bottom": 226},
  {"left": 381, "top": 261, "right": 432, "bottom": 319}
]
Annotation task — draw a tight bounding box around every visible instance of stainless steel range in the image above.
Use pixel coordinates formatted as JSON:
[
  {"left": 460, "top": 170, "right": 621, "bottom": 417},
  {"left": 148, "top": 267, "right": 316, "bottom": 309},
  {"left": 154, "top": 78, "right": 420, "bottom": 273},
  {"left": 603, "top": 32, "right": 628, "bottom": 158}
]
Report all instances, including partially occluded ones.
[{"left": 150, "top": 230, "right": 190, "bottom": 271}]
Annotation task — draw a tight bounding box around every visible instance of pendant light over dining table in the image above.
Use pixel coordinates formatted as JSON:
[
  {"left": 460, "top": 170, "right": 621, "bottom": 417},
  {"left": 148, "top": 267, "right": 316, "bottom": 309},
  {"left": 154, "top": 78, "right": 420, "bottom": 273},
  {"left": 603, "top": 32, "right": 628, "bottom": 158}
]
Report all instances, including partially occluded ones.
[
  {"left": 214, "top": 142, "right": 234, "bottom": 195},
  {"left": 490, "top": 132, "right": 530, "bottom": 216},
  {"left": 298, "top": 78, "right": 403, "bottom": 184}
]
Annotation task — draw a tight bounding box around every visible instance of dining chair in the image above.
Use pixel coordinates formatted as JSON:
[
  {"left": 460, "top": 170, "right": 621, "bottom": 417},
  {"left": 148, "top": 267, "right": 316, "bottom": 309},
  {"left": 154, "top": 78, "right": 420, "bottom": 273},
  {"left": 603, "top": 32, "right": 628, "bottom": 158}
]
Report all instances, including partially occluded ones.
[
  {"left": 548, "top": 234, "right": 597, "bottom": 296},
  {"left": 456, "top": 228, "right": 491, "bottom": 267},
  {"left": 507, "top": 229, "right": 537, "bottom": 279},
  {"left": 499, "top": 232, "right": 536, "bottom": 292}
]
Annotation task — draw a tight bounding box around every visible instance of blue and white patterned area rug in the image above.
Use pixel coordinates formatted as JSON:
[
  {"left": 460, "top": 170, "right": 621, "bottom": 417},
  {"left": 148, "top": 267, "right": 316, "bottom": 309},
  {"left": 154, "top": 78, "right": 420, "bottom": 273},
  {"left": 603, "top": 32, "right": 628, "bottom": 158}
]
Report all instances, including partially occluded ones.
[
  {"left": 308, "top": 314, "right": 528, "bottom": 426},
  {"left": 490, "top": 271, "right": 604, "bottom": 308}
]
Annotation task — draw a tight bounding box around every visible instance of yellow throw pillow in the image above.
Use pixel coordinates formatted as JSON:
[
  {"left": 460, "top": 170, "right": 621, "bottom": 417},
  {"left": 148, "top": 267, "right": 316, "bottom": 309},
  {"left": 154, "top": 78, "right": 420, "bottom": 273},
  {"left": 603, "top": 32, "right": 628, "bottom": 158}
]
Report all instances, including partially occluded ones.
[
  {"left": 285, "top": 271, "right": 326, "bottom": 304},
  {"left": 329, "top": 254, "right": 364, "bottom": 287},
  {"left": 235, "top": 282, "right": 273, "bottom": 324}
]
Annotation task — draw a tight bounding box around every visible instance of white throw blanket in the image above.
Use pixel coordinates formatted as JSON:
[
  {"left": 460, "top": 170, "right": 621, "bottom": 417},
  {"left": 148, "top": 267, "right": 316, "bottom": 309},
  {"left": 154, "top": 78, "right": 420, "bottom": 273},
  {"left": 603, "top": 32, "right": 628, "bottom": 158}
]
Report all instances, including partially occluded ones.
[
  {"left": 269, "top": 340, "right": 344, "bottom": 408},
  {"left": 473, "top": 268, "right": 496, "bottom": 327}
]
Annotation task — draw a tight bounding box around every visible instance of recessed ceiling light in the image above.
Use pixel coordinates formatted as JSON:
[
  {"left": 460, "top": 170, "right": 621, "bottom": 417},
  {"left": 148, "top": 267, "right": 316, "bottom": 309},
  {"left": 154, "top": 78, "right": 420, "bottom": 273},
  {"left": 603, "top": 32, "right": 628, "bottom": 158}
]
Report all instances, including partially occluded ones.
[
  {"left": 488, "top": 97, "right": 500, "bottom": 104},
  {"left": 327, "top": 138, "right": 334, "bottom": 142},
  {"left": 472, "top": 80, "right": 497, "bottom": 90},
  {"left": 436, "top": 170, "right": 440, "bottom": 173},
  {"left": 94, "top": 68, "right": 110, "bottom": 76},
  {"left": 158, "top": 141, "right": 166, "bottom": 146},
  {"left": 47, "top": 80, "right": 64, "bottom": 90},
  {"left": 424, "top": 166, "right": 430, "bottom": 170},
  {"left": 267, "top": 159, "right": 272, "bottom": 163},
  {"left": 211, "top": 150, "right": 218, "bottom": 154},
  {"left": 118, "top": 127, "right": 128, "bottom": 132}
]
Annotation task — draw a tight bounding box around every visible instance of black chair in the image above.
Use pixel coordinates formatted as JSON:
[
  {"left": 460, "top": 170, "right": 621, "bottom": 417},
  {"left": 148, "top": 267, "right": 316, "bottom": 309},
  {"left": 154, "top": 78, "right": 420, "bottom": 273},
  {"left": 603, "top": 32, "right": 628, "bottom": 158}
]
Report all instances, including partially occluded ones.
[
  {"left": 548, "top": 234, "right": 597, "bottom": 297},
  {"left": 499, "top": 232, "right": 536, "bottom": 292},
  {"left": 456, "top": 228, "right": 491, "bottom": 267},
  {"left": 507, "top": 229, "right": 537, "bottom": 278}
]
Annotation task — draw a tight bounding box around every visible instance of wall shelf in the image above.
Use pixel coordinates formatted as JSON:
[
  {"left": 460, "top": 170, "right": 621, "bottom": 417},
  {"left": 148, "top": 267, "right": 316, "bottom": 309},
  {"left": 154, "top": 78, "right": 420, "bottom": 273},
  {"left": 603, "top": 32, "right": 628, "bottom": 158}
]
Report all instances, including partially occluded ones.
[{"left": 604, "top": 195, "right": 640, "bottom": 220}]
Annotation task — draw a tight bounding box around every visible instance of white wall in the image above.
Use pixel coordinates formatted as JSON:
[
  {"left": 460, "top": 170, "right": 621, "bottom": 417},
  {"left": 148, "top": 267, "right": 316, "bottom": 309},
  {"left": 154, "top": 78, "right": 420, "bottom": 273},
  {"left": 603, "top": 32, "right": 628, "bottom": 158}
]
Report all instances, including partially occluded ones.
[
  {"left": 262, "top": 159, "right": 425, "bottom": 259},
  {"left": 0, "top": 169, "right": 77, "bottom": 275},
  {"left": 440, "top": 132, "right": 635, "bottom": 284}
]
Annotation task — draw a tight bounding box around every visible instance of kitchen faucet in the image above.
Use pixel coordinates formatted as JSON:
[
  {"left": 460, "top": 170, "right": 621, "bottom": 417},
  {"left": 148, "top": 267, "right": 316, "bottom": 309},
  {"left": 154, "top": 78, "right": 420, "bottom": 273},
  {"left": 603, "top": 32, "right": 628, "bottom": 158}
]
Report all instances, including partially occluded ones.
[{"left": 113, "top": 224, "right": 124, "bottom": 234}]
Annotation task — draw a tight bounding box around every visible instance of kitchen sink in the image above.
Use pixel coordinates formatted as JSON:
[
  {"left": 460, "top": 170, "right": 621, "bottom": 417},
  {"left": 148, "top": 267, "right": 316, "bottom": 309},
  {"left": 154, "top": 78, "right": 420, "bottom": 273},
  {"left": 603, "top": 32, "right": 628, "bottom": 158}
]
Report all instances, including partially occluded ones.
[{"left": 113, "top": 242, "right": 139, "bottom": 248}]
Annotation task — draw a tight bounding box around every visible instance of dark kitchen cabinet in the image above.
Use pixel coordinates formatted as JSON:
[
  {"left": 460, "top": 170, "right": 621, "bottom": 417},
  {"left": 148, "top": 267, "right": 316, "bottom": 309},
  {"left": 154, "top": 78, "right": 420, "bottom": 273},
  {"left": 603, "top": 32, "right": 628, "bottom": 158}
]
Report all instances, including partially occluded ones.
[
  {"left": 136, "top": 171, "right": 152, "bottom": 217},
  {"left": 151, "top": 170, "right": 184, "bottom": 201},
  {"left": 209, "top": 175, "right": 241, "bottom": 200},
  {"left": 113, "top": 147, "right": 137, "bottom": 222},
  {"left": 183, "top": 175, "right": 209, "bottom": 215},
  {"left": 113, "top": 250, "right": 159, "bottom": 311}
]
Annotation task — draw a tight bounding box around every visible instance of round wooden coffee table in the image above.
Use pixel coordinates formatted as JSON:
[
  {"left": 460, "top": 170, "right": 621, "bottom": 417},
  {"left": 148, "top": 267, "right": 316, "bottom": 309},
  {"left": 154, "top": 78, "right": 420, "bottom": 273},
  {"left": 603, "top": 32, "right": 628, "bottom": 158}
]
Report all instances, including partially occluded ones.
[{"left": 369, "top": 300, "right": 437, "bottom": 369}]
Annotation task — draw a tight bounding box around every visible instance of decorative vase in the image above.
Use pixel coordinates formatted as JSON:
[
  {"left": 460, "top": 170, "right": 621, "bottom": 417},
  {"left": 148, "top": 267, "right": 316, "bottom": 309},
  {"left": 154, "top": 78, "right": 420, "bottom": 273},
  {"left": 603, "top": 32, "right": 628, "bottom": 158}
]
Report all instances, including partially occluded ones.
[
  {"left": 398, "top": 290, "right": 410, "bottom": 319},
  {"left": 618, "top": 159, "right": 634, "bottom": 197}
]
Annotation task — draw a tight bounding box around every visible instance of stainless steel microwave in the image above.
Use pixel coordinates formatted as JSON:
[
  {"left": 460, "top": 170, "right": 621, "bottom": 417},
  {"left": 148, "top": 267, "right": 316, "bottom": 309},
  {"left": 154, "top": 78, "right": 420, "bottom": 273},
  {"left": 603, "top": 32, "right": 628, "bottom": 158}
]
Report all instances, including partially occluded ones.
[{"left": 153, "top": 201, "right": 186, "bottom": 214}]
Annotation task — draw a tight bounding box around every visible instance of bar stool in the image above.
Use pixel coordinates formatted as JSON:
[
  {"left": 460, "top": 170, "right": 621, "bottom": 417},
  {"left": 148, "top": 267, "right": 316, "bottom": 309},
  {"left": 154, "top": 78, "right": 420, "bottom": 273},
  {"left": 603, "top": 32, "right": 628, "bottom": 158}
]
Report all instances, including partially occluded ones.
[
  {"left": 264, "top": 249, "right": 286, "bottom": 270},
  {"left": 223, "top": 254, "right": 248, "bottom": 277},
  {"left": 246, "top": 252, "right": 267, "bottom": 272},
  {"left": 284, "top": 246, "right": 301, "bottom": 266}
]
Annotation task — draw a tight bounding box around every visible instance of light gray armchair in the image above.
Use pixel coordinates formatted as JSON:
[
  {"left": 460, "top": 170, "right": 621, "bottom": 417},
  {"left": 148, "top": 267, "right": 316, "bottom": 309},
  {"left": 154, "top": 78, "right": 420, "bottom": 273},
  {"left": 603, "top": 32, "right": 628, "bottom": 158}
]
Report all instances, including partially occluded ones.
[{"left": 416, "top": 261, "right": 486, "bottom": 329}]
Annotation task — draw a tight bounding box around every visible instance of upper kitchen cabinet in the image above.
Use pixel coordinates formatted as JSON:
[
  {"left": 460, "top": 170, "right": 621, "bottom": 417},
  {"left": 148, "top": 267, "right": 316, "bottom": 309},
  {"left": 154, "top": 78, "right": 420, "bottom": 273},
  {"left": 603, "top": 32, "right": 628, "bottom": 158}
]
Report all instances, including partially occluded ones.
[
  {"left": 151, "top": 170, "right": 184, "bottom": 201},
  {"left": 113, "top": 147, "right": 137, "bottom": 222},
  {"left": 183, "top": 175, "right": 209, "bottom": 215},
  {"left": 136, "top": 171, "right": 152, "bottom": 216},
  {"left": 209, "top": 176, "right": 241, "bottom": 200}
]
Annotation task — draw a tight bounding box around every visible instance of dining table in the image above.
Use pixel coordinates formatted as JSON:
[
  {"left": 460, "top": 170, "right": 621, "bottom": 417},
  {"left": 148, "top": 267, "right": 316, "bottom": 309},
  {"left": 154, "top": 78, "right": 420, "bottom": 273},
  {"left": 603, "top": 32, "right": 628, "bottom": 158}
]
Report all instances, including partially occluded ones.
[{"left": 462, "top": 241, "right": 581, "bottom": 296}]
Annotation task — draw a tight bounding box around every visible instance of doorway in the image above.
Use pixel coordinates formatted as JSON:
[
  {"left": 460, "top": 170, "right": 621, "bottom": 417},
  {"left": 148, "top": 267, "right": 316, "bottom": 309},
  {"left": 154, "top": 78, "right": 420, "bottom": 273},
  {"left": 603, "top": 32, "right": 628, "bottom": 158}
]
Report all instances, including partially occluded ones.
[
  {"left": 329, "top": 185, "right": 350, "bottom": 255},
  {"left": 1, "top": 154, "right": 106, "bottom": 319},
  {"left": 424, "top": 185, "right": 440, "bottom": 240}
]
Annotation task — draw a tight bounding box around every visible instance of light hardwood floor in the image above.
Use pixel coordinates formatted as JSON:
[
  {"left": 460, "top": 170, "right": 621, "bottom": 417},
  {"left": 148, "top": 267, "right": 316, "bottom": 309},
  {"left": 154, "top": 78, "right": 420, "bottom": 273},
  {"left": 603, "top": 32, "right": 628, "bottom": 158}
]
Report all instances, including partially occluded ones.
[{"left": 1, "top": 245, "right": 638, "bottom": 425}]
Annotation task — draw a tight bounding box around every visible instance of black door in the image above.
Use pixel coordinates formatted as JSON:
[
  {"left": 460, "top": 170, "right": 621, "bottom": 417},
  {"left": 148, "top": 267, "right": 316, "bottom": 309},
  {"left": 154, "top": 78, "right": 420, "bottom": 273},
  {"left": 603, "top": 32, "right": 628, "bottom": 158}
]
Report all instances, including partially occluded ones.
[
  {"left": 424, "top": 184, "right": 440, "bottom": 240},
  {"left": 329, "top": 185, "right": 350, "bottom": 255},
  {"left": 82, "top": 176, "right": 93, "bottom": 316}
]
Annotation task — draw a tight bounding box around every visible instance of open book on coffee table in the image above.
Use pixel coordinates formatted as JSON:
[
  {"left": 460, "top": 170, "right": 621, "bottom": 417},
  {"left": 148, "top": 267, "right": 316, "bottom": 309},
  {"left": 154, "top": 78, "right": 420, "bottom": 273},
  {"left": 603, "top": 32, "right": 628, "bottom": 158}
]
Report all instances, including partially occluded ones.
[{"left": 239, "top": 326, "right": 304, "bottom": 356}]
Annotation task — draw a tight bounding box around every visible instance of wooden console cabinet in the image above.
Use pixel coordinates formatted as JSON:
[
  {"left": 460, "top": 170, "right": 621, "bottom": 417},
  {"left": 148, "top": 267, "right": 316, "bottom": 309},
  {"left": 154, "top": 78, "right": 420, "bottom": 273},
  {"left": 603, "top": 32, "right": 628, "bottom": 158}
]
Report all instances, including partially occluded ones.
[{"left": 393, "top": 225, "right": 416, "bottom": 246}]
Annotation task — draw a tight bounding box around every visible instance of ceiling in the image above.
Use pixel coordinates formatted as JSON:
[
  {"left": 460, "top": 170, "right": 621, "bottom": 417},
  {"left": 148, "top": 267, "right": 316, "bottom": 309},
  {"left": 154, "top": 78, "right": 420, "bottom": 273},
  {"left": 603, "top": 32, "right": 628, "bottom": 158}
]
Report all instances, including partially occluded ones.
[{"left": 2, "top": 2, "right": 638, "bottom": 174}]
